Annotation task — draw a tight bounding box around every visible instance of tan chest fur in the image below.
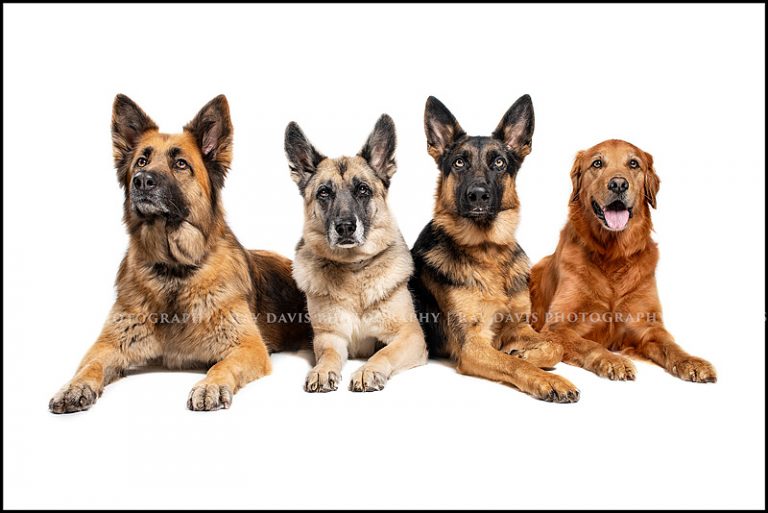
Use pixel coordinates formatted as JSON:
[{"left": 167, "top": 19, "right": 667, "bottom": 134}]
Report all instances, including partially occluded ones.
[
  {"left": 425, "top": 240, "right": 533, "bottom": 355},
  {"left": 294, "top": 239, "right": 416, "bottom": 356},
  {"left": 112, "top": 224, "right": 254, "bottom": 368}
]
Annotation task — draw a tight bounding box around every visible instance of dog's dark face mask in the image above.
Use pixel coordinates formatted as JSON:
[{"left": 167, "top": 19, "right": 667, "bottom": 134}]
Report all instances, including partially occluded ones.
[
  {"left": 423, "top": 95, "right": 535, "bottom": 224},
  {"left": 127, "top": 145, "right": 191, "bottom": 223}
]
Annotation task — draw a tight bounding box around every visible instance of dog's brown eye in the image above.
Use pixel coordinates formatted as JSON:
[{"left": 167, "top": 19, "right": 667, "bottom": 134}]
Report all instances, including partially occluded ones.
[
  {"left": 357, "top": 184, "right": 372, "bottom": 197},
  {"left": 175, "top": 159, "right": 188, "bottom": 170},
  {"left": 629, "top": 159, "right": 639, "bottom": 169},
  {"left": 592, "top": 160, "right": 602, "bottom": 169},
  {"left": 454, "top": 158, "right": 465, "bottom": 168},
  {"left": 317, "top": 187, "right": 331, "bottom": 200},
  {"left": 494, "top": 158, "right": 505, "bottom": 169},
  {"left": 137, "top": 157, "right": 147, "bottom": 167}
]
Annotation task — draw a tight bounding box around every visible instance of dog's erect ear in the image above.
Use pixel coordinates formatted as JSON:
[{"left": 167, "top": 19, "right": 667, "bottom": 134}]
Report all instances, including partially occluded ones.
[
  {"left": 285, "top": 122, "right": 326, "bottom": 192},
  {"left": 359, "top": 114, "right": 397, "bottom": 187},
  {"left": 112, "top": 94, "right": 158, "bottom": 182},
  {"left": 570, "top": 151, "right": 584, "bottom": 202},
  {"left": 493, "top": 94, "right": 535, "bottom": 159},
  {"left": 184, "top": 95, "right": 233, "bottom": 190},
  {"left": 643, "top": 151, "right": 660, "bottom": 209},
  {"left": 424, "top": 96, "right": 465, "bottom": 163}
]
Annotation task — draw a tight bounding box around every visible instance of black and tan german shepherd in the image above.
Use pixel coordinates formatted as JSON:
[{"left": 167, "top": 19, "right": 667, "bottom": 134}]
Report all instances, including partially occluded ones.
[
  {"left": 409, "top": 95, "right": 580, "bottom": 403},
  {"left": 49, "top": 94, "right": 311, "bottom": 413}
]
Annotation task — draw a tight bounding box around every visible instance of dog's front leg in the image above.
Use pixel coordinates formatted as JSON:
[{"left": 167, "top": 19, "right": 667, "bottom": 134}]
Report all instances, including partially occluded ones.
[
  {"left": 49, "top": 307, "right": 158, "bottom": 414},
  {"left": 628, "top": 324, "right": 717, "bottom": 383},
  {"left": 456, "top": 326, "right": 580, "bottom": 403},
  {"left": 304, "top": 331, "right": 347, "bottom": 393},
  {"left": 349, "top": 323, "right": 427, "bottom": 392},
  {"left": 541, "top": 322, "right": 637, "bottom": 381},
  {"left": 187, "top": 326, "right": 272, "bottom": 411}
]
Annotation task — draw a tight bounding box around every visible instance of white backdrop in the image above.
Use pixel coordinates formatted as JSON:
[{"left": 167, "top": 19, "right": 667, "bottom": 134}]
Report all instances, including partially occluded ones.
[{"left": 3, "top": 4, "right": 765, "bottom": 509}]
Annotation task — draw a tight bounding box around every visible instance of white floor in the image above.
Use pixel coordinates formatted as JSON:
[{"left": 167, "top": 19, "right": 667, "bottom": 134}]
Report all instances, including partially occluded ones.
[{"left": 4, "top": 345, "right": 764, "bottom": 509}]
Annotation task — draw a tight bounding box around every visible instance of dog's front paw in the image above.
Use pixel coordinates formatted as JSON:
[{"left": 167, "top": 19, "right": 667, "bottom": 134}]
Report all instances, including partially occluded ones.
[
  {"left": 591, "top": 354, "right": 636, "bottom": 381},
  {"left": 349, "top": 367, "right": 387, "bottom": 392},
  {"left": 529, "top": 374, "right": 580, "bottom": 403},
  {"left": 506, "top": 340, "right": 564, "bottom": 369},
  {"left": 187, "top": 383, "right": 233, "bottom": 411},
  {"left": 670, "top": 357, "right": 717, "bottom": 383},
  {"left": 304, "top": 368, "right": 340, "bottom": 393},
  {"left": 49, "top": 382, "right": 98, "bottom": 414}
]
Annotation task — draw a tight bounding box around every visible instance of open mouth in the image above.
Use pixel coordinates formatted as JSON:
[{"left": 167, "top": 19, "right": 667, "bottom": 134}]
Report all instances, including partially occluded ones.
[{"left": 592, "top": 200, "right": 633, "bottom": 231}]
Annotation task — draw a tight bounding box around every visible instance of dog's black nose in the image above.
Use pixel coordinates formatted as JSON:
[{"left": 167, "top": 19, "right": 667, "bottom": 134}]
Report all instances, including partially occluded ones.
[
  {"left": 608, "top": 177, "right": 629, "bottom": 194},
  {"left": 335, "top": 219, "right": 357, "bottom": 238},
  {"left": 132, "top": 172, "right": 157, "bottom": 192},
  {"left": 467, "top": 184, "right": 491, "bottom": 208}
]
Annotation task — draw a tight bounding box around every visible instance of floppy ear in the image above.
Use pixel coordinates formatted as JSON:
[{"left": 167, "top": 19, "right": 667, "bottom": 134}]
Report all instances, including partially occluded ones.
[
  {"left": 643, "top": 151, "right": 660, "bottom": 209},
  {"left": 424, "top": 96, "right": 465, "bottom": 163},
  {"left": 184, "top": 95, "right": 233, "bottom": 190},
  {"left": 285, "top": 122, "right": 326, "bottom": 193},
  {"left": 492, "top": 94, "right": 535, "bottom": 159},
  {"left": 570, "top": 151, "right": 584, "bottom": 202},
  {"left": 112, "top": 94, "right": 158, "bottom": 184},
  {"left": 359, "top": 114, "right": 397, "bottom": 187}
]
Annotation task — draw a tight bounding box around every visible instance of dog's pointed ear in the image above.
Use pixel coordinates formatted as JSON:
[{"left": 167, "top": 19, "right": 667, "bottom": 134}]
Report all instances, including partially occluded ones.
[
  {"left": 570, "top": 151, "right": 584, "bottom": 202},
  {"left": 285, "top": 122, "right": 325, "bottom": 192},
  {"left": 359, "top": 114, "right": 397, "bottom": 187},
  {"left": 643, "top": 151, "right": 660, "bottom": 209},
  {"left": 492, "top": 94, "right": 535, "bottom": 160},
  {"left": 424, "top": 96, "right": 465, "bottom": 163},
  {"left": 112, "top": 94, "right": 158, "bottom": 183},
  {"left": 184, "top": 95, "right": 233, "bottom": 190}
]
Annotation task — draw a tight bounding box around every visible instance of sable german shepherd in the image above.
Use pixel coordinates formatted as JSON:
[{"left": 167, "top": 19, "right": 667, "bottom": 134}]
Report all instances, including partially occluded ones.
[
  {"left": 286, "top": 115, "right": 428, "bottom": 392},
  {"left": 530, "top": 139, "right": 716, "bottom": 382},
  {"left": 410, "top": 95, "right": 580, "bottom": 403},
  {"left": 49, "top": 94, "right": 311, "bottom": 413}
]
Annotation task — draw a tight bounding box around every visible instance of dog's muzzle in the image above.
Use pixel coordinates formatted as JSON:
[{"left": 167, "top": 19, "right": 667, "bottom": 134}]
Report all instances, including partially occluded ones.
[{"left": 329, "top": 216, "right": 364, "bottom": 248}]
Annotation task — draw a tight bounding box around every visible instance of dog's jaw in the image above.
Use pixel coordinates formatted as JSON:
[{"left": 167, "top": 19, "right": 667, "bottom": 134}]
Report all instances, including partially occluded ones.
[{"left": 133, "top": 198, "right": 166, "bottom": 217}]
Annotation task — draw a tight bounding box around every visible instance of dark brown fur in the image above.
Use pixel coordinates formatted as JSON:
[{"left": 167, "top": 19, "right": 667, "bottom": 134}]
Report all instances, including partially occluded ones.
[
  {"left": 410, "top": 96, "right": 580, "bottom": 403},
  {"left": 530, "top": 139, "right": 716, "bottom": 383},
  {"left": 49, "top": 95, "right": 311, "bottom": 413}
]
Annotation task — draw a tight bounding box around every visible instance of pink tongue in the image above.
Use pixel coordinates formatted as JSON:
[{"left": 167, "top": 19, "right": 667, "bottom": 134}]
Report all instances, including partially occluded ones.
[{"left": 604, "top": 209, "right": 629, "bottom": 230}]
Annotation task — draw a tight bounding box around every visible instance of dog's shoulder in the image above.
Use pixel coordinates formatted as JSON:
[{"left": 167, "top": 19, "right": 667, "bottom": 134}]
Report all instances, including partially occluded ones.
[{"left": 412, "top": 220, "right": 477, "bottom": 287}]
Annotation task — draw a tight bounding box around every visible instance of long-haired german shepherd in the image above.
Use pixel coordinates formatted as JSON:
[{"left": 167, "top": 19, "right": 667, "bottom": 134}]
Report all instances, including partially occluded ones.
[
  {"left": 410, "top": 95, "right": 580, "bottom": 403},
  {"left": 49, "top": 94, "right": 311, "bottom": 413},
  {"left": 286, "top": 115, "right": 427, "bottom": 393}
]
